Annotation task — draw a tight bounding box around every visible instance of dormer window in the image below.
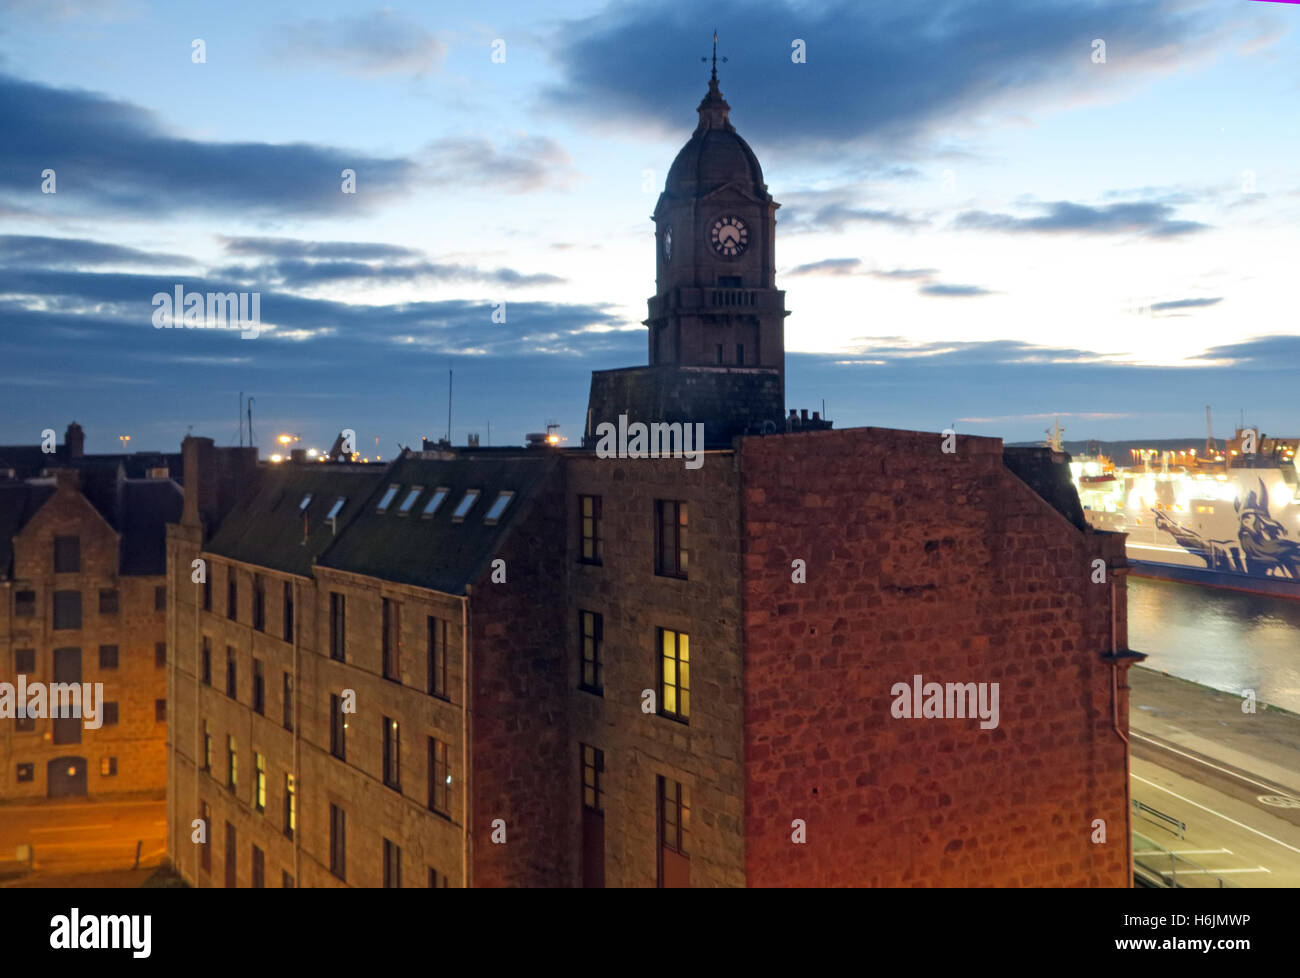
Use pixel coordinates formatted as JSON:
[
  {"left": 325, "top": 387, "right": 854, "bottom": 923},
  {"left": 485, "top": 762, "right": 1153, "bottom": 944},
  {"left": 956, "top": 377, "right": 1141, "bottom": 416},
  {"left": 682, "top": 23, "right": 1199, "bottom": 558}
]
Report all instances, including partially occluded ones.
[
  {"left": 298, "top": 493, "right": 313, "bottom": 512},
  {"left": 483, "top": 491, "right": 514, "bottom": 525},
  {"left": 398, "top": 487, "right": 422, "bottom": 515},
  {"left": 421, "top": 488, "right": 449, "bottom": 518},
  {"left": 377, "top": 485, "right": 400, "bottom": 512},
  {"left": 451, "top": 490, "right": 480, "bottom": 522},
  {"left": 326, "top": 497, "right": 346, "bottom": 521}
]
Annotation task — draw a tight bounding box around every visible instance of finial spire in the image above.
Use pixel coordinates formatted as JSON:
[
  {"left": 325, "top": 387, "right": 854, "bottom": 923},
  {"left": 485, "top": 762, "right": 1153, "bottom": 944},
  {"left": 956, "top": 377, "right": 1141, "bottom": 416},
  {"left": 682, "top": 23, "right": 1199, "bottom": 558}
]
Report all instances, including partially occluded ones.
[{"left": 702, "top": 29, "right": 727, "bottom": 83}]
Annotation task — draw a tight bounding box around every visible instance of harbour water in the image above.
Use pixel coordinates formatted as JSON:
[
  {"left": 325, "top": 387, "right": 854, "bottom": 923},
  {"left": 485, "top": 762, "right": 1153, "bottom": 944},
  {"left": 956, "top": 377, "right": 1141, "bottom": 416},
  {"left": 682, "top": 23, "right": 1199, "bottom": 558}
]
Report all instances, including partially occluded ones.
[{"left": 1128, "top": 576, "right": 1300, "bottom": 714}]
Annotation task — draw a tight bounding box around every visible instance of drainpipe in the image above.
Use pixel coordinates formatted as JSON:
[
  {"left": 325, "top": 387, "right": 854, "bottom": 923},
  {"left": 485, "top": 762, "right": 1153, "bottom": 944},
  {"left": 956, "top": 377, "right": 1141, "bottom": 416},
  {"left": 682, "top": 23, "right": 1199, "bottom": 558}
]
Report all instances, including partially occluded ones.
[
  {"left": 1107, "top": 568, "right": 1133, "bottom": 887},
  {"left": 193, "top": 555, "right": 201, "bottom": 885},
  {"left": 460, "top": 588, "right": 472, "bottom": 888},
  {"left": 292, "top": 577, "right": 300, "bottom": 888}
]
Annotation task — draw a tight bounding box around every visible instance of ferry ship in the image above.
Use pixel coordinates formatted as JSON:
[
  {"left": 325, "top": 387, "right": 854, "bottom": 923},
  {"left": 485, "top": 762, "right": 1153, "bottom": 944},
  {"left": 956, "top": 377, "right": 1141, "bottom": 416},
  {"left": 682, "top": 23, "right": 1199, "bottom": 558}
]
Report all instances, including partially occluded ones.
[{"left": 1067, "top": 424, "right": 1300, "bottom": 597}]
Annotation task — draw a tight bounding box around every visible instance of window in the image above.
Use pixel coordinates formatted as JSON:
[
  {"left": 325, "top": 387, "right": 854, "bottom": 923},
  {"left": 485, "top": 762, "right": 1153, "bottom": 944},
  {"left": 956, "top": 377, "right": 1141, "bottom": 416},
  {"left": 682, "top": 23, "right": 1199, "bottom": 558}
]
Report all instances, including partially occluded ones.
[
  {"left": 225, "top": 822, "right": 236, "bottom": 888},
  {"left": 14, "top": 649, "right": 34, "bottom": 674},
  {"left": 52, "top": 591, "right": 81, "bottom": 630},
  {"left": 155, "top": 585, "right": 166, "bottom": 611},
  {"left": 282, "top": 672, "right": 293, "bottom": 731},
  {"left": 98, "top": 645, "right": 119, "bottom": 669},
  {"left": 227, "top": 569, "right": 237, "bottom": 621},
  {"left": 330, "top": 694, "right": 346, "bottom": 760},
  {"left": 421, "top": 488, "right": 448, "bottom": 518},
  {"left": 657, "top": 776, "right": 691, "bottom": 888},
  {"left": 329, "top": 592, "right": 345, "bottom": 661},
  {"left": 15, "top": 590, "right": 35, "bottom": 618},
  {"left": 203, "top": 720, "right": 212, "bottom": 771},
  {"left": 102, "top": 702, "right": 119, "bottom": 726},
  {"left": 376, "top": 485, "right": 400, "bottom": 512},
  {"left": 251, "top": 845, "right": 265, "bottom": 888},
  {"left": 736, "top": 343, "right": 745, "bottom": 365},
  {"left": 579, "top": 611, "right": 603, "bottom": 694},
  {"left": 329, "top": 804, "right": 346, "bottom": 880},
  {"left": 428, "top": 867, "right": 449, "bottom": 888},
  {"left": 715, "top": 343, "right": 724, "bottom": 364},
  {"left": 298, "top": 493, "right": 313, "bottom": 512},
  {"left": 155, "top": 642, "right": 166, "bottom": 668},
  {"left": 200, "top": 802, "right": 211, "bottom": 873},
  {"left": 582, "top": 745, "right": 605, "bottom": 813},
  {"left": 398, "top": 486, "right": 422, "bottom": 515},
  {"left": 427, "top": 616, "right": 448, "bottom": 700},
  {"left": 382, "top": 598, "right": 400, "bottom": 681},
  {"left": 201, "top": 637, "right": 212, "bottom": 685},
  {"left": 252, "top": 575, "right": 265, "bottom": 631},
  {"left": 451, "top": 490, "right": 479, "bottom": 521},
  {"left": 226, "top": 647, "right": 237, "bottom": 699},
  {"left": 282, "top": 871, "right": 294, "bottom": 889},
  {"left": 483, "top": 491, "right": 514, "bottom": 524},
  {"left": 284, "top": 774, "right": 296, "bottom": 839},
  {"left": 254, "top": 753, "right": 266, "bottom": 812},
  {"left": 155, "top": 699, "right": 166, "bottom": 722},
  {"left": 579, "top": 495, "right": 602, "bottom": 564},
  {"left": 326, "top": 496, "right": 346, "bottom": 521},
  {"left": 54, "top": 535, "right": 80, "bottom": 573},
  {"left": 227, "top": 735, "right": 237, "bottom": 791},
  {"left": 283, "top": 580, "right": 294, "bottom": 642},
  {"left": 718, "top": 274, "right": 742, "bottom": 287},
  {"left": 17, "top": 763, "right": 34, "bottom": 782},
  {"left": 101, "top": 756, "right": 117, "bottom": 777},
  {"left": 99, "top": 589, "right": 119, "bottom": 614},
  {"left": 202, "top": 571, "right": 212, "bottom": 612},
  {"left": 383, "top": 839, "right": 402, "bottom": 888},
  {"left": 654, "top": 500, "right": 689, "bottom": 578},
  {"left": 16, "top": 712, "right": 34, "bottom": 732},
  {"left": 383, "top": 717, "right": 401, "bottom": 792},
  {"left": 658, "top": 628, "right": 690, "bottom": 723},
  {"left": 428, "top": 737, "right": 450, "bottom": 817},
  {"left": 252, "top": 659, "right": 265, "bottom": 715}
]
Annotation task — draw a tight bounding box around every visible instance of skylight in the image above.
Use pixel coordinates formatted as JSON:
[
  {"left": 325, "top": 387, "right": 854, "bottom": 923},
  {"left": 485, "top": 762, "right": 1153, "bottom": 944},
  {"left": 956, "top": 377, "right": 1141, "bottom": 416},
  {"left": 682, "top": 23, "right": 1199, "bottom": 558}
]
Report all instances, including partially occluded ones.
[
  {"left": 299, "top": 493, "right": 313, "bottom": 511},
  {"left": 483, "top": 491, "right": 514, "bottom": 524},
  {"left": 451, "top": 490, "right": 480, "bottom": 521},
  {"left": 398, "top": 486, "right": 422, "bottom": 514},
  {"left": 377, "top": 485, "right": 400, "bottom": 512},
  {"left": 326, "top": 497, "right": 346, "bottom": 520},
  {"left": 421, "top": 488, "right": 448, "bottom": 518}
]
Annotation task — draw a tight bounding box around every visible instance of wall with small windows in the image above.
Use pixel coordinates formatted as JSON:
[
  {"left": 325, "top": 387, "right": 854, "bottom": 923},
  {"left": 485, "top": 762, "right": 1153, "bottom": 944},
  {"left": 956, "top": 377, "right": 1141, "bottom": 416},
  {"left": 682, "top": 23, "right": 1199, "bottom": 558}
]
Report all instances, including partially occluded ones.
[{"left": 1, "top": 474, "right": 168, "bottom": 800}]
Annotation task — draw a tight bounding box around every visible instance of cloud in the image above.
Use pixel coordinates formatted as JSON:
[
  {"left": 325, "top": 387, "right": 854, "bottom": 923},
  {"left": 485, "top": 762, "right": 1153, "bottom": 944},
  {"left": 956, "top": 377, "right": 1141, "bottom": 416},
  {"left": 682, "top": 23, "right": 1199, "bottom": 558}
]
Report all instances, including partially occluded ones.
[
  {"left": 542, "top": 0, "right": 1262, "bottom": 153},
  {"left": 272, "top": 11, "right": 445, "bottom": 77},
  {"left": 1150, "top": 297, "right": 1222, "bottom": 312},
  {"left": 870, "top": 267, "right": 938, "bottom": 281},
  {"left": 218, "top": 237, "right": 423, "bottom": 261},
  {"left": 954, "top": 200, "right": 1208, "bottom": 237},
  {"left": 0, "top": 235, "right": 195, "bottom": 267},
  {"left": 918, "top": 283, "right": 994, "bottom": 297},
  {"left": 786, "top": 258, "right": 862, "bottom": 277},
  {"left": 784, "top": 201, "right": 926, "bottom": 233},
  {"left": 421, "top": 135, "right": 576, "bottom": 194},
  {"left": 0, "top": 73, "right": 415, "bottom": 216}
]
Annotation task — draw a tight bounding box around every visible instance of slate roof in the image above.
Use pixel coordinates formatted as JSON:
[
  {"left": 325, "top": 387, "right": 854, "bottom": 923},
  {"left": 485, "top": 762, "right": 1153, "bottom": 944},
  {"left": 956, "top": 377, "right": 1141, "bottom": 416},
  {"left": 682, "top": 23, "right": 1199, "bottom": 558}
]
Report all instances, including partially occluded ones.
[
  {"left": 120, "top": 480, "right": 184, "bottom": 575},
  {"left": 205, "top": 464, "right": 391, "bottom": 578},
  {"left": 0, "top": 483, "right": 56, "bottom": 578},
  {"left": 315, "top": 452, "right": 559, "bottom": 595}
]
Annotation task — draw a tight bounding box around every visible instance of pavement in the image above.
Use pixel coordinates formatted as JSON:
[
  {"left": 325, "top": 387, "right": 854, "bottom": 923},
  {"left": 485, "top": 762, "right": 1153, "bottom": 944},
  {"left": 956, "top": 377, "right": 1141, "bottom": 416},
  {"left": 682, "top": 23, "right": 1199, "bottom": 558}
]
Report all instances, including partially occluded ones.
[
  {"left": 1128, "top": 665, "right": 1300, "bottom": 887},
  {"left": 0, "top": 794, "right": 166, "bottom": 887}
]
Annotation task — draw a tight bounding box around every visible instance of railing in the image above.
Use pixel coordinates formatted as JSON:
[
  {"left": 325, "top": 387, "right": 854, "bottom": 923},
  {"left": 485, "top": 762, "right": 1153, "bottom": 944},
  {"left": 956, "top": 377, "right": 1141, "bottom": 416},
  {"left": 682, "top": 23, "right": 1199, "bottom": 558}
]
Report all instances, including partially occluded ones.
[
  {"left": 1133, "top": 832, "right": 1238, "bottom": 888},
  {"left": 1132, "top": 798, "right": 1186, "bottom": 838},
  {"left": 709, "top": 289, "right": 758, "bottom": 308}
]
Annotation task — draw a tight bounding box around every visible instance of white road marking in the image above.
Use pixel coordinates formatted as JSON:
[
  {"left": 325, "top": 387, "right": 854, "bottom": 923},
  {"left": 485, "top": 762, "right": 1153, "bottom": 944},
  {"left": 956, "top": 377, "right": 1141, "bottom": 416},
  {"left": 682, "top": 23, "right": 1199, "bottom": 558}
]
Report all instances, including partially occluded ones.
[
  {"left": 1132, "top": 773, "right": 1300, "bottom": 856},
  {"left": 1171, "top": 867, "right": 1271, "bottom": 875},
  {"left": 1132, "top": 731, "right": 1300, "bottom": 795},
  {"left": 1166, "top": 848, "right": 1233, "bottom": 856}
]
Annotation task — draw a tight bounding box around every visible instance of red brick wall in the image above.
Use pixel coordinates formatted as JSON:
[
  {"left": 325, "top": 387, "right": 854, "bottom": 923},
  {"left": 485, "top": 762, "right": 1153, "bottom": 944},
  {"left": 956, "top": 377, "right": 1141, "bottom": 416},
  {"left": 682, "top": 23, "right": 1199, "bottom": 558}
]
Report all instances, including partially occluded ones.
[{"left": 740, "top": 427, "right": 1131, "bottom": 887}]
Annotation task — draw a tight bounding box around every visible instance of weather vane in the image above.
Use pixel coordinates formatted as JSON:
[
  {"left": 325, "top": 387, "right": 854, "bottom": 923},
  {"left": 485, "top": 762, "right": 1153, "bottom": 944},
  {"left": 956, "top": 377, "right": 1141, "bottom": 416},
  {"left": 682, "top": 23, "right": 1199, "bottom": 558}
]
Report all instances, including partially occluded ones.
[{"left": 702, "top": 30, "right": 727, "bottom": 81}]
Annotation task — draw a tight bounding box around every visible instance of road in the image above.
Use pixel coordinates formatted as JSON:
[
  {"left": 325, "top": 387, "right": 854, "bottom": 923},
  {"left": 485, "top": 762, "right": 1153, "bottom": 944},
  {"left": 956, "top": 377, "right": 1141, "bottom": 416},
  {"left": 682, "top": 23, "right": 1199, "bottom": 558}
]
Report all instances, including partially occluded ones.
[
  {"left": 1130, "top": 733, "right": 1300, "bottom": 887},
  {"left": 0, "top": 796, "right": 166, "bottom": 884}
]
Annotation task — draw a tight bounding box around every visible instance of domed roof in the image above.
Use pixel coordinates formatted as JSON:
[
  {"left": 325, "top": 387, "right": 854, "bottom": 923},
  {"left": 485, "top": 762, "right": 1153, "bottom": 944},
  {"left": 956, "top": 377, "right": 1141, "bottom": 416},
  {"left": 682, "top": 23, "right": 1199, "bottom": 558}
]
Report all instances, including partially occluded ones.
[{"left": 664, "top": 78, "right": 767, "bottom": 200}]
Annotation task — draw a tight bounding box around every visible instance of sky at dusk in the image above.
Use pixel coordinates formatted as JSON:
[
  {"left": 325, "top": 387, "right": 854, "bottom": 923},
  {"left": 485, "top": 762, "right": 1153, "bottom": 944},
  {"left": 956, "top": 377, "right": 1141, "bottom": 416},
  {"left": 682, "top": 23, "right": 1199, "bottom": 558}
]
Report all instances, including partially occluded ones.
[{"left": 1, "top": 0, "right": 1298, "bottom": 455}]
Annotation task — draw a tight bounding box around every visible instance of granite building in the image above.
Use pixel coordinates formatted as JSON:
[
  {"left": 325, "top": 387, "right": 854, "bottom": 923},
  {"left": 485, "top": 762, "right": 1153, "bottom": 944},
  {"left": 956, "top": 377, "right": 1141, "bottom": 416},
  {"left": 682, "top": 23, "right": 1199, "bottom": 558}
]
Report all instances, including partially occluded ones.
[{"left": 164, "top": 68, "right": 1140, "bottom": 887}]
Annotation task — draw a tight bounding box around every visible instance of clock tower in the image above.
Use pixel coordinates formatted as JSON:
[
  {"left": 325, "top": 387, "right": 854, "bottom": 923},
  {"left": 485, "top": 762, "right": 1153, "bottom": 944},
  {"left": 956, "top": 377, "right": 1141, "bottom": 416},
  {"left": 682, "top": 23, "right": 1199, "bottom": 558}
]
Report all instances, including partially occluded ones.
[{"left": 584, "top": 48, "right": 792, "bottom": 448}]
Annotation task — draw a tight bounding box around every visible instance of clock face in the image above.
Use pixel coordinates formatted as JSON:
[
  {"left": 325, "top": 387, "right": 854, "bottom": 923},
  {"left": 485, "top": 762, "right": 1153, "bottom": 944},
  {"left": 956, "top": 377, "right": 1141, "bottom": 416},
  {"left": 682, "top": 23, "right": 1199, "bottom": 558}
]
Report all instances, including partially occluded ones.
[
  {"left": 662, "top": 226, "right": 673, "bottom": 262},
  {"left": 711, "top": 215, "right": 749, "bottom": 257}
]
